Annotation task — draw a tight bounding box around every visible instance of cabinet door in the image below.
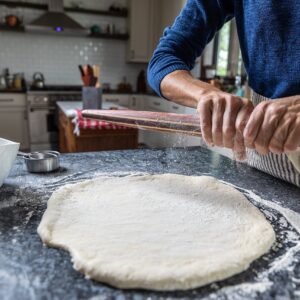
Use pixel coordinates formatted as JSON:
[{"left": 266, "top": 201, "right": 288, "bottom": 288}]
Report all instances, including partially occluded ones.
[
  {"left": 144, "top": 96, "right": 168, "bottom": 112},
  {"left": 129, "top": 95, "right": 144, "bottom": 110},
  {"left": 128, "top": 0, "right": 154, "bottom": 63},
  {"left": 166, "top": 102, "right": 186, "bottom": 114},
  {"left": 0, "top": 108, "right": 29, "bottom": 149},
  {"left": 102, "top": 95, "right": 130, "bottom": 108},
  {"left": 0, "top": 94, "right": 29, "bottom": 150}
]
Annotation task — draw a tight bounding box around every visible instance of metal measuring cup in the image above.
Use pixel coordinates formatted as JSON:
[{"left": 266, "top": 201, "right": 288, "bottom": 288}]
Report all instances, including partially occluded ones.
[{"left": 17, "top": 151, "right": 60, "bottom": 173}]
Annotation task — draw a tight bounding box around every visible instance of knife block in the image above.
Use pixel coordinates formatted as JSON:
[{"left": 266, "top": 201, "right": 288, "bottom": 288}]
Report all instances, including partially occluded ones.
[{"left": 82, "top": 87, "right": 102, "bottom": 110}]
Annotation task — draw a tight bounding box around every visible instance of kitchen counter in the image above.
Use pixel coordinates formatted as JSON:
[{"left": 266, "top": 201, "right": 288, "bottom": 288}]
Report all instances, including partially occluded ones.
[
  {"left": 1, "top": 147, "right": 300, "bottom": 300},
  {"left": 0, "top": 90, "right": 26, "bottom": 93},
  {"left": 0, "top": 89, "right": 156, "bottom": 96}
]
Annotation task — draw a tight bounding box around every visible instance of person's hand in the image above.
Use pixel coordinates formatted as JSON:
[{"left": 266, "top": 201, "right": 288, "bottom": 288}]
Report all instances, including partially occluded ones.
[
  {"left": 197, "top": 90, "right": 254, "bottom": 159},
  {"left": 244, "top": 96, "right": 300, "bottom": 155}
]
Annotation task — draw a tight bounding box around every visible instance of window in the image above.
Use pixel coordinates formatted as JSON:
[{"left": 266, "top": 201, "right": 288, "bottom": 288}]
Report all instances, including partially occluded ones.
[{"left": 216, "top": 21, "right": 231, "bottom": 76}]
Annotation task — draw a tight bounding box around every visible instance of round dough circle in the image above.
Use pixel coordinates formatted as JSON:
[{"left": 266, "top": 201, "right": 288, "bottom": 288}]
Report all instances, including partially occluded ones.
[{"left": 38, "top": 175, "right": 275, "bottom": 291}]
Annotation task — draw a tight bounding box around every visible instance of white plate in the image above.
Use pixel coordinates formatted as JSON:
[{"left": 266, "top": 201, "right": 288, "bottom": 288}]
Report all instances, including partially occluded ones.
[{"left": 0, "top": 138, "right": 20, "bottom": 188}]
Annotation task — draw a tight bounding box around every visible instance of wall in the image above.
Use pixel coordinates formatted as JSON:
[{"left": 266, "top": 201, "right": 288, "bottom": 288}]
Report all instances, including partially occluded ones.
[
  {"left": 157, "top": 0, "right": 200, "bottom": 78},
  {"left": 160, "top": 0, "right": 185, "bottom": 32},
  {"left": 0, "top": 0, "right": 146, "bottom": 89}
]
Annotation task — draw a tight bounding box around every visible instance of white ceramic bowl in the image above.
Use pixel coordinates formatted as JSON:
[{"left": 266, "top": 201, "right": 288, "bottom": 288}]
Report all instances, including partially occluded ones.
[{"left": 0, "top": 138, "right": 20, "bottom": 188}]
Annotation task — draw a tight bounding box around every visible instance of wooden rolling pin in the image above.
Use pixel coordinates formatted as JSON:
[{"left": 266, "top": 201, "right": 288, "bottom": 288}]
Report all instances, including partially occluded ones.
[
  {"left": 82, "top": 109, "right": 202, "bottom": 136},
  {"left": 82, "top": 109, "right": 300, "bottom": 171}
]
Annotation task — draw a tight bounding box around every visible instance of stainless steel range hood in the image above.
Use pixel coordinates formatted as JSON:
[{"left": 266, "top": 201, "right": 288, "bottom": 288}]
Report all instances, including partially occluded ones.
[{"left": 25, "top": 0, "right": 89, "bottom": 35}]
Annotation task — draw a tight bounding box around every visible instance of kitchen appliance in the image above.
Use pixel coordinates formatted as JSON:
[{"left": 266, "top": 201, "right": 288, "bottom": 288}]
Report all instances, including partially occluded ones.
[
  {"left": 32, "top": 72, "right": 45, "bottom": 89},
  {"left": 17, "top": 150, "right": 60, "bottom": 173},
  {"left": 27, "top": 86, "right": 82, "bottom": 151},
  {"left": 25, "top": 0, "right": 88, "bottom": 35},
  {"left": 0, "top": 138, "right": 20, "bottom": 188}
]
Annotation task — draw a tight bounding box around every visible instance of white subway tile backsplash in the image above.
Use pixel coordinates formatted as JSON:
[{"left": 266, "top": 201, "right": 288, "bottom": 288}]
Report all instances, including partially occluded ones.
[{"left": 0, "top": 1, "right": 146, "bottom": 89}]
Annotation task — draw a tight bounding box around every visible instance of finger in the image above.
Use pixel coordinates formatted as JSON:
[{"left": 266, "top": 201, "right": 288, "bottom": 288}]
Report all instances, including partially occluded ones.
[
  {"left": 284, "top": 116, "right": 300, "bottom": 153},
  {"left": 198, "top": 100, "right": 213, "bottom": 146},
  {"left": 233, "top": 131, "right": 246, "bottom": 161},
  {"left": 234, "top": 99, "right": 254, "bottom": 157},
  {"left": 244, "top": 102, "right": 268, "bottom": 149},
  {"left": 235, "top": 99, "right": 254, "bottom": 135},
  {"left": 269, "top": 114, "right": 297, "bottom": 154},
  {"left": 222, "top": 96, "right": 241, "bottom": 149},
  {"left": 212, "top": 98, "right": 225, "bottom": 147},
  {"left": 254, "top": 104, "right": 286, "bottom": 155}
]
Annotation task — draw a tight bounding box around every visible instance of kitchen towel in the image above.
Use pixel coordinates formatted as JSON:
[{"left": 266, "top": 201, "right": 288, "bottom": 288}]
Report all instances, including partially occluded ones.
[
  {"left": 72, "top": 109, "right": 128, "bottom": 136},
  {"left": 247, "top": 92, "right": 300, "bottom": 187}
]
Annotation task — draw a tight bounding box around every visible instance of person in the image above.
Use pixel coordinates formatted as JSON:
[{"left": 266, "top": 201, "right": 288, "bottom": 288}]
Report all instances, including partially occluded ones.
[{"left": 147, "top": 0, "right": 300, "bottom": 187}]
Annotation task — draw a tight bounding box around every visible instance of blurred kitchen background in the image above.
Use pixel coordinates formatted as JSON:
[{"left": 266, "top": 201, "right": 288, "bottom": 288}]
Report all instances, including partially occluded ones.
[{"left": 0, "top": 0, "right": 249, "bottom": 155}]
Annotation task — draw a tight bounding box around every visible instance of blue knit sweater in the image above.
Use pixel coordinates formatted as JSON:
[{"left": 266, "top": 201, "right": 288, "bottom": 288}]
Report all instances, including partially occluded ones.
[{"left": 148, "top": 0, "right": 300, "bottom": 99}]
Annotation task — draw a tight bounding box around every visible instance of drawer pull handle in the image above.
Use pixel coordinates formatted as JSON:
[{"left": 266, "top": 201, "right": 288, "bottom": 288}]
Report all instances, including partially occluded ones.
[
  {"left": 153, "top": 101, "right": 161, "bottom": 106},
  {"left": 172, "top": 106, "right": 179, "bottom": 110},
  {"left": 0, "top": 99, "right": 14, "bottom": 102},
  {"left": 106, "top": 99, "right": 119, "bottom": 103}
]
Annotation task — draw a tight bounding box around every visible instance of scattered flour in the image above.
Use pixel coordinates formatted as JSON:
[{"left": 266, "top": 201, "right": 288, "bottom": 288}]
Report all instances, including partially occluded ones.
[{"left": 217, "top": 180, "right": 300, "bottom": 298}]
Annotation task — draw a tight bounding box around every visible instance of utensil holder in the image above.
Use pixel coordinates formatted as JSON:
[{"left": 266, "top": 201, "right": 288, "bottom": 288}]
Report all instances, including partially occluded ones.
[{"left": 82, "top": 87, "right": 102, "bottom": 110}]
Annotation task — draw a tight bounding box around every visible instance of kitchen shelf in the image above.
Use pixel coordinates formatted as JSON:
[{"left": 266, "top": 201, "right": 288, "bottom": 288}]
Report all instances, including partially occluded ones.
[
  {"left": 0, "top": 24, "right": 129, "bottom": 41},
  {"left": 0, "top": 24, "right": 24, "bottom": 32},
  {"left": 89, "top": 33, "right": 129, "bottom": 40},
  {"left": 0, "top": 1, "right": 128, "bottom": 18},
  {"left": 66, "top": 7, "right": 128, "bottom": 18}
]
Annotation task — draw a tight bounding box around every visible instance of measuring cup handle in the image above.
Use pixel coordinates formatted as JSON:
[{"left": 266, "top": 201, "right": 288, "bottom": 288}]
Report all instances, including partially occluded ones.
[{"left": 17, "top": 151, "right": 30, "bottom": 159}]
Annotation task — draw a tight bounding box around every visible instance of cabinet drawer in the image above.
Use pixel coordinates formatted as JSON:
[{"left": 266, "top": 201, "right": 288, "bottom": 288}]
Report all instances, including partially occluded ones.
[
  {"left": 144, "top": 96, "right": 167, "bottom": 111},
  {"left": 185, "top": 107, "right": 197, "bottom": 115},
  {"left": 102, "top": 94, "right": 130, "bottom": 107},
  {"left": 0, "top": 94, "right": 26, "bottom": 107},
  {"left": 167, "top": 102, "right": 186, "bottom": 114},
  {"left": 130, "top": 95, "right": 144, "bottom": 110}
]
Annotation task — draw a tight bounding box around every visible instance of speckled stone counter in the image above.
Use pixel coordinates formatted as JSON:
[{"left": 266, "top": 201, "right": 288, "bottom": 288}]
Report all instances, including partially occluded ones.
[{"left": 1, "top": 147, "right": 300, "bottom": 300}]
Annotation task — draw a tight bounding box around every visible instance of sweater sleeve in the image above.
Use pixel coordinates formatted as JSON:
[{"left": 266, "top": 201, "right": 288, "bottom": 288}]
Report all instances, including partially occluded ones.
[{"left": 147, "top": 0, "right": 234, "bottom": 97}]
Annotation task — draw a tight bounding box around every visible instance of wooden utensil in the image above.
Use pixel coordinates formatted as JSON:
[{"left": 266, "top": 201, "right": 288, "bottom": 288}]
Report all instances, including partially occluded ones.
[
  {"left": 82, "top": 109, "right": 300, "bottom": 169},
  {"left": 80, "top": 65, "right": 98, "bottom": 87},
  {"left": 82, "top": 109, "right": 201, "bottom": 136},
  {"left": 92, "top": 65, "right": 101, "bottom": 88}
]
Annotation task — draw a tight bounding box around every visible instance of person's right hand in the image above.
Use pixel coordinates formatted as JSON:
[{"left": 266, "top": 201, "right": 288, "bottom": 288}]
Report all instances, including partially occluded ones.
[{"left": 196, "top": 90, "right": 254, "bottom": 160}]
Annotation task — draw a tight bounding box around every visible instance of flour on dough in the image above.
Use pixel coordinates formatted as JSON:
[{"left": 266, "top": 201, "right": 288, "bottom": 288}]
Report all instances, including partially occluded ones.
[{"left": 38, "top": 174, "right": 276, "bottom": 291}]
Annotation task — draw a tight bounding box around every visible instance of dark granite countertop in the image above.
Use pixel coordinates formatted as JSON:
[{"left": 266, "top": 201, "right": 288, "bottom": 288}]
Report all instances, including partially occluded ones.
[
  {"left": 0, "top": 90, "right": 26, "bottom": 94},
  {"left": 1, "top": 147, "right": 300, "bottom": 300},
  {"left": 0, "top": 89, "right": 157, "bottom": 96}
]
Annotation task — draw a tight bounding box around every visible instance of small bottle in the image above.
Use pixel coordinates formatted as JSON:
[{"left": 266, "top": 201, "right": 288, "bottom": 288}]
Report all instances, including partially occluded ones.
[{"left": 137, "top": 70, "right": 146, "bottom": 93}]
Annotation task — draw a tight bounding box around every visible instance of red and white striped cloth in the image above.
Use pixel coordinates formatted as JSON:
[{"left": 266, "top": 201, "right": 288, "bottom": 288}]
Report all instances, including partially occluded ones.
[{"left": 72, "top": 109, "right": 129, "bottom": 136}]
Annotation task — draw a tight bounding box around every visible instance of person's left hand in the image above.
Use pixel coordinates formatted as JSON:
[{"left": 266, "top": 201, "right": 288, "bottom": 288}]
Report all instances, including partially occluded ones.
[{"left": 244, "top": 96, "right": 300, "bottom": 155}]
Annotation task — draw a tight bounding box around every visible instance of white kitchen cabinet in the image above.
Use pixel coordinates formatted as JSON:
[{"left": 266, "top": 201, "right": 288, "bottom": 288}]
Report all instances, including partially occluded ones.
[
  {"left": 128, "top": 0, "right": 160, "bottom": 63},
  {"left": 128, "top": 0, "right": 186, "bottom": 63},
  {"left": 129, "top": 95, "right": 144, "bottom": 110},
  {"left": 144, "top": 96, "right": 168, "bottom": 112},
  {"left": 0, "top": 93, "right": 29, "bottom": 150},
  {"left": 102, "top": 94, "right": 130, "bottom": 107},
  {"left": 166, "top": 101, "right": 186, "bottom": 114},
  {"left": 141, "top": 95, "right": 202, "bottom": 148}
]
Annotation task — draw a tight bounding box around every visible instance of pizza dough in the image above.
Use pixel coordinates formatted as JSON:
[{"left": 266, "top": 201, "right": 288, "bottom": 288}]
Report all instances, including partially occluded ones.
[{"left": 38, "top": 174, "right": 275, "bottom": 291}]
